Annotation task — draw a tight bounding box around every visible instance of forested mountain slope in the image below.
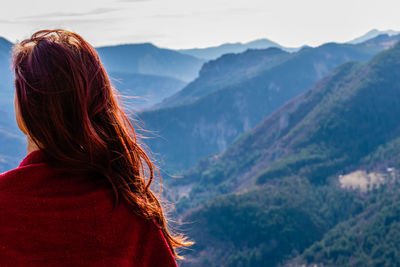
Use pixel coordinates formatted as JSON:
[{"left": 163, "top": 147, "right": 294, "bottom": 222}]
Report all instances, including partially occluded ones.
[
  {"left": 172, "top": 41, "right": 400, "bottom": 267},
  {"left": 173, "top": 40, "right": 400, "bottom": 212}
]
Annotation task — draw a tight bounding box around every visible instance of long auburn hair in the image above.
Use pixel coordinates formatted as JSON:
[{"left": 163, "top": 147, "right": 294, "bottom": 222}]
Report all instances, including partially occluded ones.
[{"left": 12, "top": 29, "right": 193, "bottom": 259}]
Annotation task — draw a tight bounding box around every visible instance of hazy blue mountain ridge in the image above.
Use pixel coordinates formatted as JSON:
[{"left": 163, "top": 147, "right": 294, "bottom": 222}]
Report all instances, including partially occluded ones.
[
  {"left": 0, "top": 37, "right": 12, "bottom": 89},
  {"left": 108, "top": 71, "right": 186, "bottom": 111},
  {"left": 97, "top": 42, "right": 205, "bottom": 82},
  {"left": 0, "top": 37, "right": 12, "bottom": 55},
  {"left": 156, "top": 47, "right": 292, "bottom": 108},
  {"left": 348, "top": 29, "right": 400, "bottom": 44},
  {"left": 0, "top": 38, "right": 27, "bottom": 171},
  {"left": 177, "top": 38, "right": 299, "bottom": 60},
  {"left": 175, "top": 29, "right": 400, "bottom": 61},
  {"left": 95, "top": 43, "right": 204, "bottom": 109},
  {"left": 161, "top": 33, "right": 400, "bottom": 110}
]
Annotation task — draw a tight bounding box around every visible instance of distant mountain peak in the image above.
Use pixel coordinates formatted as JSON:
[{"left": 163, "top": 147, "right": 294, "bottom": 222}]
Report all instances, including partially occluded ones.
[
  {"left": 365, "top": 28, "right": 399, "bottom": 36},
  {"left": 348, "top": 29, "right": 400, "bottom": 44},
  {"left": 0, "top": 37, "right": 12, "bottom": 43},
  {"left": 177, "top": 38, "right": 298, "bottom": 60},
  {"left": 245, "top": 38, "right": 280, "bottom": 47},
  {"left": 96, "top": 42, "right": 157, "bottom": 49}
]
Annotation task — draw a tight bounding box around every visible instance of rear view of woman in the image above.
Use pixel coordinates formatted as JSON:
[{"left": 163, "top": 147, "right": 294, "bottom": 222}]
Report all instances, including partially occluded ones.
[{"left": 0, "top": 29, "right": 193, "bottom": 266}]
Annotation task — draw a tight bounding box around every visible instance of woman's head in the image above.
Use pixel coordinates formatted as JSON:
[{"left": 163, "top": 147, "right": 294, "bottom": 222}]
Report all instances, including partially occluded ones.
[
  {"left": 13, "top": 30, "right": 116, "bottom": 162},
  {"left": 12, "top": 29, "right": 192, "bottom": 258}
]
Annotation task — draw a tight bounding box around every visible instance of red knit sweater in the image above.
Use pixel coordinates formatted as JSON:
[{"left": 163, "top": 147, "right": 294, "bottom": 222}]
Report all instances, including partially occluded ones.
[{"left": 0, "top": 149, "right": 178, "bottom": 267}]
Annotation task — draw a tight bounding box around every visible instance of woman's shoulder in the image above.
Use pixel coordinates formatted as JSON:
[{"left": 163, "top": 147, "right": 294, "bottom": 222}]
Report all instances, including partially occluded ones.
[
  {"left": 0, "top": 154, "right": 51, "bottom": 192},
  {"left": 0, "top": 151, "right": 178, "bottom": 266},
  {"left": 0, "top": 149, "right": 50, "bottom": 181}
]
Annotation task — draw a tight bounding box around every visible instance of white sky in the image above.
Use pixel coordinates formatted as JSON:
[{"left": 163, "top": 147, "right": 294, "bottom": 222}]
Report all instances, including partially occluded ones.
[{"left": 0, "top": 0, "right": 399, "bottom": 49}]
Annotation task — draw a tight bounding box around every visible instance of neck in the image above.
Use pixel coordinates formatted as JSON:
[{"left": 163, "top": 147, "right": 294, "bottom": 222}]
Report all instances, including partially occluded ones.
[{"left": 27, "top": 135, "right": 40, "bottom": 154}]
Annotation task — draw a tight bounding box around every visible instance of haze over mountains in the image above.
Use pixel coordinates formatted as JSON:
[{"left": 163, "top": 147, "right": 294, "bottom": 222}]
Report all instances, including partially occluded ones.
[
  {"left": 156, "top": 47, "right": 292, "bottom": 109},
  {"left": 139, "top": 34, "right": 400, "bottom": 173},
  {"left": 177, "top": 38, "right": 299, "bottom": 60},
  {"left": 177, "top": 29, "right": 400, "bottom": 60},
  {"left": 0, "top": 30, "right": 399, "bottom": 173},
  {"left": 97, "top": 43, "right": 205, "bottom": 82},
  {"left": 1, "top": 29, "right": 400, "bottom": 266},
  {"left": 108, "top": 71, "right": 186, "bottom": 110},
  {"left": 97, "top": 43, "right": 205, "bottom": 110}
]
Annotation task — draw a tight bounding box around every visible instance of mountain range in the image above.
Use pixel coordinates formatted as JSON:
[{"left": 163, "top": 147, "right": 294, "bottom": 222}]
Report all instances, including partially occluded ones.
[
  {"left": 172, "top": 37, "right": 400, "bottom": 267},
  {"left": 156, "top": 47, "right": 291, "bottom": 109},
  {"left": 1, "top": 30, "right": 400, "bottom": 266},
  {"left": 177, "top": 38, "right": 300, "bottom": 60},
  {"left": 347, "top": 29, "right": 400, "bottom": 44},
  {"left": 176, "top": 29, "right": 399, "bottom": 61},
  {"left": 138, "top": 34, "right": 400, "bottom": 174}
]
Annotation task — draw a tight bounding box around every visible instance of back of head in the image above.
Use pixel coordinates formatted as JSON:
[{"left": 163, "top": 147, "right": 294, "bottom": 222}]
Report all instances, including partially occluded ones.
[{"left": 12, "top": 29, "right": 193, "bottom": 259}]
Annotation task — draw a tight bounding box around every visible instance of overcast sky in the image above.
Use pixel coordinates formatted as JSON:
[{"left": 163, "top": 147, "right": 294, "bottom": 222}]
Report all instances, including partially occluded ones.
[{"left": 0, "top": 0, "right": 399, "bottom": 49}]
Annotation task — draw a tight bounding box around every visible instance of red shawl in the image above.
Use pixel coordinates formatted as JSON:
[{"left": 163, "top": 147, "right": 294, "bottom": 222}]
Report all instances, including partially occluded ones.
[{"left": 0, "top": 149, "right": 178, "bottom": 266}]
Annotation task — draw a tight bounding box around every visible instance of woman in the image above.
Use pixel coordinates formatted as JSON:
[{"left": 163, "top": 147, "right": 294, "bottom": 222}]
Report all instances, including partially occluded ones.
[{"left": 0, "top": 29, "right": 193, "bottom": 266}]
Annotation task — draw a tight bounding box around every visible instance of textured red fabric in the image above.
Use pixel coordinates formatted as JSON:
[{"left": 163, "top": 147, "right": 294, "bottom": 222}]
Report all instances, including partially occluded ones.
[{"left": 0, "top": 149, "right": 178, "bottom": 267}]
